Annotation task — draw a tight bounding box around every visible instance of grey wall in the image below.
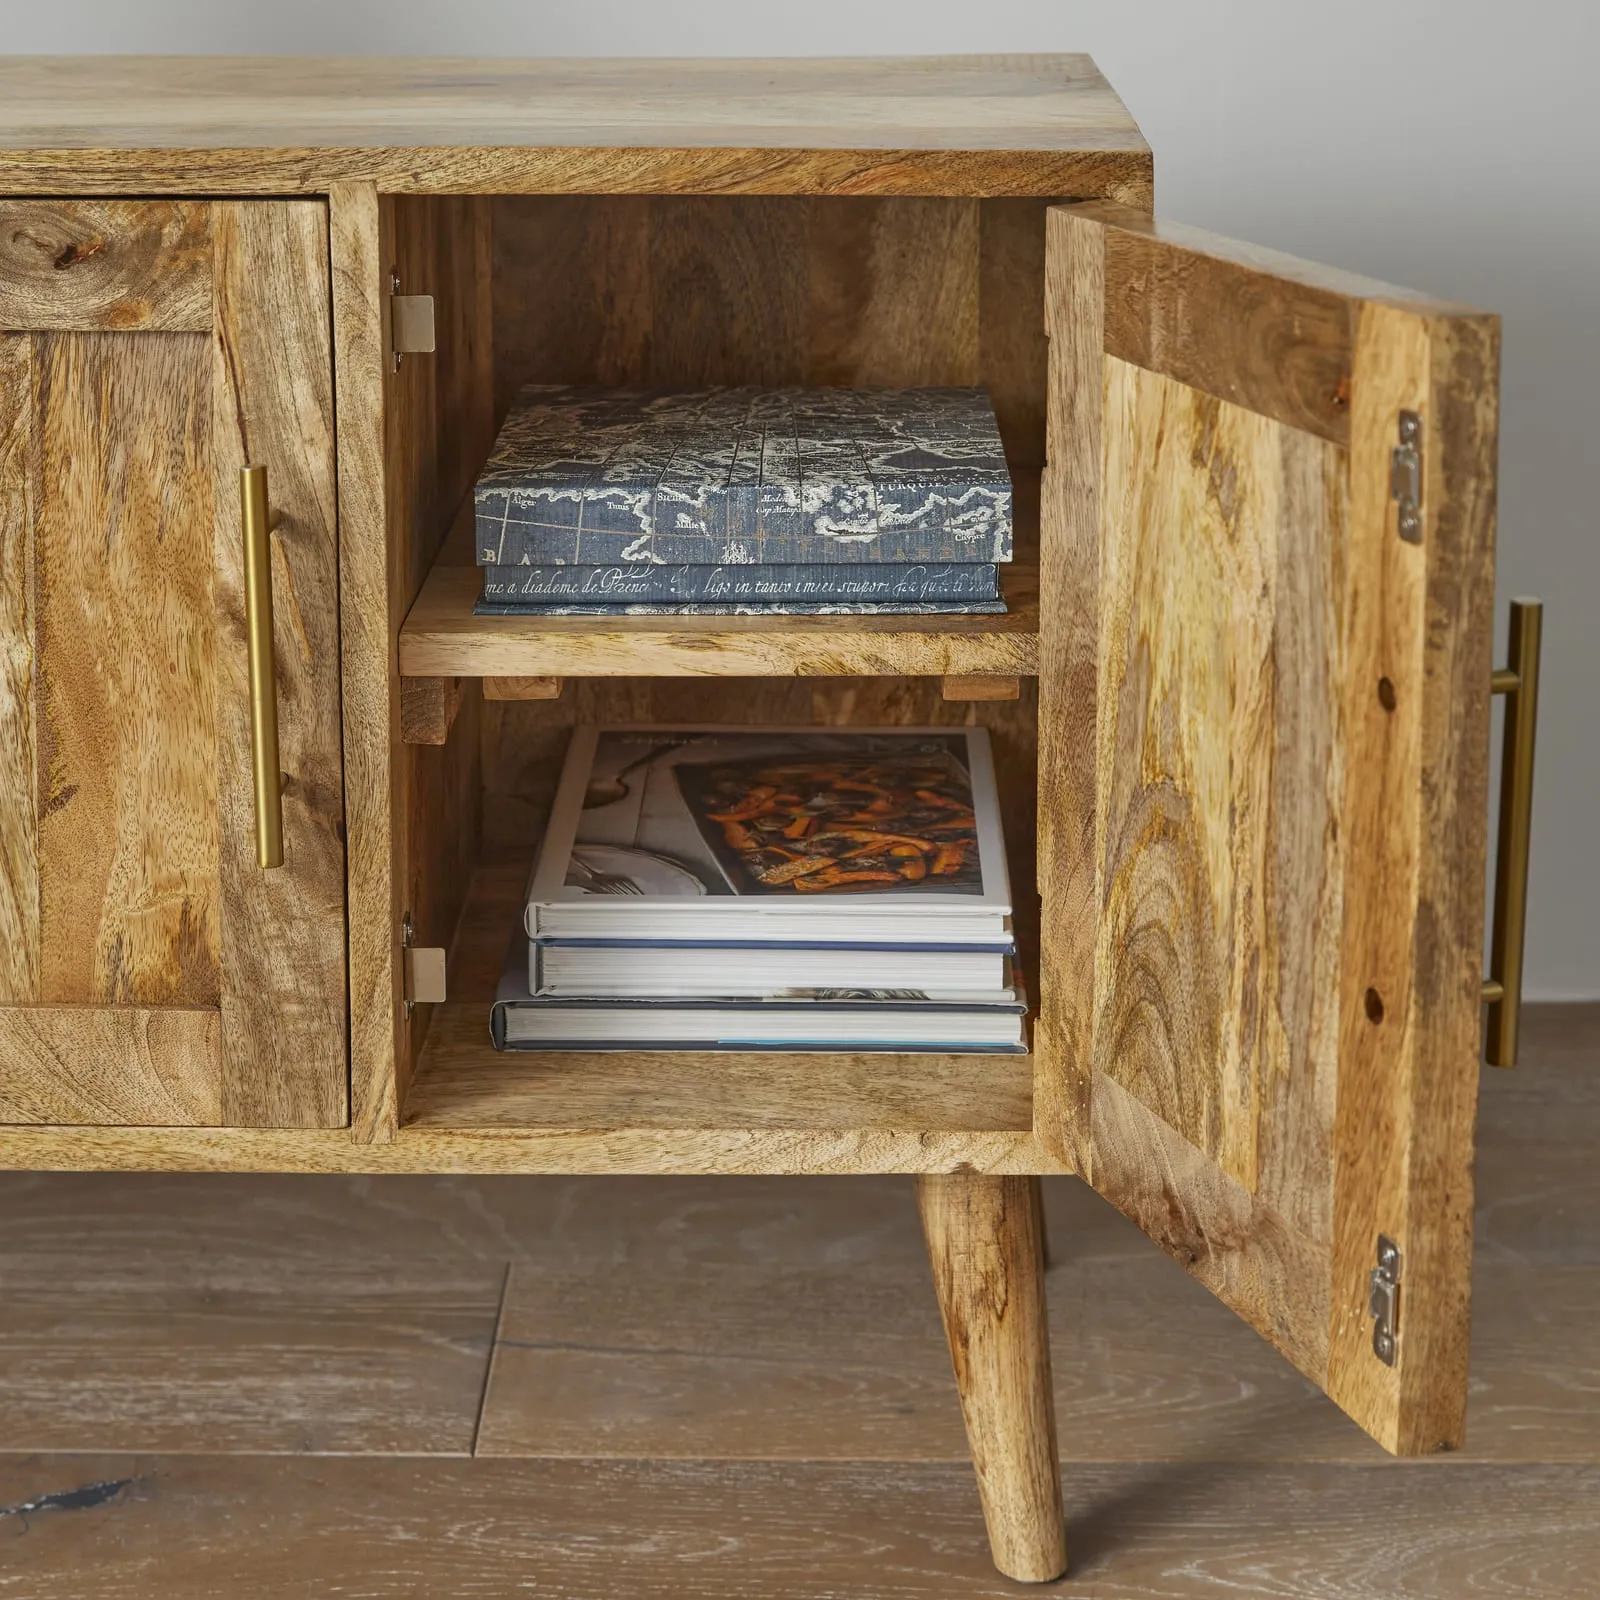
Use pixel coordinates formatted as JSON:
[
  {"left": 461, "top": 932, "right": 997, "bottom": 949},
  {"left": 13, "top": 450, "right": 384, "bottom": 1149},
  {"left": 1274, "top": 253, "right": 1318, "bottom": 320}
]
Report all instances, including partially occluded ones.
[{"left": 7, "top": 1, "right": 1597, "bottom": 996}]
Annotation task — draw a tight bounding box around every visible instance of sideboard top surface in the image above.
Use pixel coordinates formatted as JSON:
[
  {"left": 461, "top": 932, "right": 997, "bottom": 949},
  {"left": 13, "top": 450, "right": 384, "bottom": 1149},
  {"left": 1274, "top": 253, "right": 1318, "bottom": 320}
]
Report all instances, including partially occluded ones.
[{"left": 0, "top": 53, "right": 1152, "bottom": 197}]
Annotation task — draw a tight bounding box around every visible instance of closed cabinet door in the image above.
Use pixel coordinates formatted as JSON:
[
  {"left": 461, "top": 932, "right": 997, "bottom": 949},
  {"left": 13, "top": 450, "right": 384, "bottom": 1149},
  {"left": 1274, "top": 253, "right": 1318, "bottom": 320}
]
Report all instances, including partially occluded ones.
[
  {"left": 0, "top": 200, "right": 346, "bottom": 1127},
  {"left": 1037, "top": 203, "right": 1499, "bottom": 1455}
]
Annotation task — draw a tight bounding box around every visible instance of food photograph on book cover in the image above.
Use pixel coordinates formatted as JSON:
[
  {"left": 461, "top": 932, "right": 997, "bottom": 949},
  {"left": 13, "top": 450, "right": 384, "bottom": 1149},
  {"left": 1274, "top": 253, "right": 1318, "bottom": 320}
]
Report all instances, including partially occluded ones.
[{"left": 557, "top": 728, "right": 997, "bottom": 902}]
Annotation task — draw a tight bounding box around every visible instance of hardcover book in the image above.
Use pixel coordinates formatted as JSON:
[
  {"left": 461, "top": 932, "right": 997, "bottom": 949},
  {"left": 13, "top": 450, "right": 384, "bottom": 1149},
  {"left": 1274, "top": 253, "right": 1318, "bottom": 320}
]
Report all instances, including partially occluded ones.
[
  {"left": 523, "top": 726, "right": 1015, "bottom": 994},
  {"left": 479, "top": 560, "right": 1002, "bottom": 605},
  {"left": 474, "top": 387, "right": 1014, "bottom": 567},
  {"left": 491, "top": 933, "right": 1028, "bottom": 1052},
  {"left": 474, "top": 598, "right": 1006, "bottom": 617}
]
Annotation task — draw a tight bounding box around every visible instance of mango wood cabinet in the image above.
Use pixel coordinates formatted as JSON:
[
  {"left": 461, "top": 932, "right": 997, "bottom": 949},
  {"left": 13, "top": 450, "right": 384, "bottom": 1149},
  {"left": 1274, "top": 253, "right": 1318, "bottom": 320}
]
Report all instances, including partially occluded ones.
[{"left": 0, "top": 55, "right": 1519, "bottom": 1582}]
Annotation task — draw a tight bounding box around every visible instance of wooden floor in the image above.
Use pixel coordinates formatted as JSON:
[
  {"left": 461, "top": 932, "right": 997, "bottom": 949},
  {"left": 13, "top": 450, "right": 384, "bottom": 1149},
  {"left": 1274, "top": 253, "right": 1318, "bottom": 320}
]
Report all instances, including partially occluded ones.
[{"left": 1, "top": 1004, "right": 1596, "bottom": 1597}]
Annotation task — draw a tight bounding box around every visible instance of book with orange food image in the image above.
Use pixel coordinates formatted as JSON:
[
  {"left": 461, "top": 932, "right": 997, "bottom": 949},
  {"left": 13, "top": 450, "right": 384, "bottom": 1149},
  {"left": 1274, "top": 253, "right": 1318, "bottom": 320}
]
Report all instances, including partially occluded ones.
[{"left": 520, "top": 726, "right": 1015, "bottom": 1000}]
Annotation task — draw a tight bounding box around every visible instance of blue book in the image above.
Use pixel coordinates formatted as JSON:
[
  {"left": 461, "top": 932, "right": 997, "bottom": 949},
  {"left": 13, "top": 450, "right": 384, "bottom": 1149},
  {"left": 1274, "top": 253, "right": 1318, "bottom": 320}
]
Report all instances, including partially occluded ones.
[
  {"left": 474, "top": 598, "right": 1006, "bottom": 617},
  {"left": 474, "top": 386, "right": 1014, "bottom": 567},
  {"left": 479, "top": 560, "right": 1001, "bottom": 605}
]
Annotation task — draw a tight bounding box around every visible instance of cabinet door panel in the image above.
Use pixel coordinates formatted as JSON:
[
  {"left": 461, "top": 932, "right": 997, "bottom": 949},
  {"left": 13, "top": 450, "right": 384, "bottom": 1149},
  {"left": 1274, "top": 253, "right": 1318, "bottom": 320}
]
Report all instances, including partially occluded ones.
[
  {"left": 32, "top": 329, "right": 219, "bottom": 1007},
  {"left": 0, "top": 199, "right": 346, "bottom": 1128},
  {"left": 1038, "top": 203, "right": 1499, "bottom": 1455}
]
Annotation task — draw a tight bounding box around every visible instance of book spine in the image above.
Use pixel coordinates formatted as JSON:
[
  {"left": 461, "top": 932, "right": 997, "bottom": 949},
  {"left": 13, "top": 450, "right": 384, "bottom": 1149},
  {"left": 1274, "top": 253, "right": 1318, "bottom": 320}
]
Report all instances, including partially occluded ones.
[
  {"left": 474, "top": 598, "right": 1008, "bottom": 617},
  {"left": 480, "top": 561, "right": 1001, "bottom": 604},
  {"left": 474, "top": 488, "right": 1013, "bottom": 566}
]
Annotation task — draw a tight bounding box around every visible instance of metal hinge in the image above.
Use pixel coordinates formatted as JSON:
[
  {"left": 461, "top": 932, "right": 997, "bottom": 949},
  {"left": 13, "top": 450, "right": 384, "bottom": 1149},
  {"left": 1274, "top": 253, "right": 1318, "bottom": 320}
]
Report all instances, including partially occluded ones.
[
  {"left": 401, "top": 912, "right": 447, "bottom": 1016},
  {"left": 1368, "top": 1235, "right": 1402, "bottom": 1366},
  {"left": 1391, "top": 411, "right": 1423, "bottom": 543},
  {"left": 388, "top": 269, "right": 436, "bottom": 371}
]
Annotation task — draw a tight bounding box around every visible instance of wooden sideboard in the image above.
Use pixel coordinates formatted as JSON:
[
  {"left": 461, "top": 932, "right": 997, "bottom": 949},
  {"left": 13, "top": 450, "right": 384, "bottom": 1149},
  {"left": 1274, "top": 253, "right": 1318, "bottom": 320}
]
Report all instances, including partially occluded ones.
[{"left": 0, "top": 55, "right": 1513, "bottom": 1581}]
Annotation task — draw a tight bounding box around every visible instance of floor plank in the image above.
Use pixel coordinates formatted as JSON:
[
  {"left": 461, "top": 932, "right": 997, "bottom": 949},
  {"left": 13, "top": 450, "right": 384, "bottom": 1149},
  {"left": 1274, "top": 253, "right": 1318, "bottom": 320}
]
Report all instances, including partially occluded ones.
[
  {"left": 1, "top": 1455, "right": 1596, "bottom": 1599},
  {"left": 0, "top": 1173, "right": 507, "bottom": 1453},
  {"left": 474, "top": 1170, "right": 1600, "bottom": 1463},
  {"left": 0, "top": 1004, "right": 1593, "bottom": 1595}
]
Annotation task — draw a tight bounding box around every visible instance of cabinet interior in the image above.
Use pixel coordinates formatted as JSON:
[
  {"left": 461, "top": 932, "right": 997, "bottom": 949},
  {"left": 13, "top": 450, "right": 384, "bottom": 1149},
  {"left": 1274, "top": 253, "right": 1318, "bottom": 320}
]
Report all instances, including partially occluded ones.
[{"left": 389, "top": 193, "right": 1053, "bottom": 1135}]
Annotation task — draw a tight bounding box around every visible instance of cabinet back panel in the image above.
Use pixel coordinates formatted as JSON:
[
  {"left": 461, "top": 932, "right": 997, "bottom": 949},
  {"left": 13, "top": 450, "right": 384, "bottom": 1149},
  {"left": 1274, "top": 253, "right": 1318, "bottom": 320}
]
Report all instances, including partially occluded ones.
[
  {"left": 492, "top": 196, "right": 1048, "bottom": 471},
  {"left": 0, "top": 329, "right": 219, "bottom": 1009}
]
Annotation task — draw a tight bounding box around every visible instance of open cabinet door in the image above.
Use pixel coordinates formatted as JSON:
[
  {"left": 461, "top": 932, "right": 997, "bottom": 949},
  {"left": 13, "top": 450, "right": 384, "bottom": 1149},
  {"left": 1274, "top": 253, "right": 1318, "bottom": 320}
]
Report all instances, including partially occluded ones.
[{"left": 1036, "top": 202, "right": 1499, "bottom": 1455}]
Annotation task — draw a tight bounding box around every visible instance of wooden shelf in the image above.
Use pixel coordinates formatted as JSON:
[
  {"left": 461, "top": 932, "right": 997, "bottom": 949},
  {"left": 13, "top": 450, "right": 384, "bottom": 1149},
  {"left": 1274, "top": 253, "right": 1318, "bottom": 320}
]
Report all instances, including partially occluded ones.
[
  {"left": 403, "top": 863, "right": 1034, "bottom": 1137},
  {"left": 398, "top": 559, "right": 1038, "bottom": 680}
]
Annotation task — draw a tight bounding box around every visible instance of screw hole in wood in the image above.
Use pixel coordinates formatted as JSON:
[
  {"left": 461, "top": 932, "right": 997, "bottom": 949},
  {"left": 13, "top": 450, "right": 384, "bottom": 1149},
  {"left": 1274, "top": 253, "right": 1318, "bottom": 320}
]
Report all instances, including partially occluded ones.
[
  {"left": 1365, "top": 987, "right": 1385, "bottom": 1024},
  {"left": 1377, "top": 676, "right": 1397, "bottom": 712}
]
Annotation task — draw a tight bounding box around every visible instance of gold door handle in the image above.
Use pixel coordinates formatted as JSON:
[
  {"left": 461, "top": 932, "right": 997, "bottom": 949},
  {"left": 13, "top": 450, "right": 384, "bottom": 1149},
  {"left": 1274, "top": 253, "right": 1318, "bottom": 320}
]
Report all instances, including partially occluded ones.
[
  {"left": 240, "top": 466, "right": 284, "bottom": 870},
  {"left": 1483, "top": 597, "right": 1543, "bottom": 1066}
]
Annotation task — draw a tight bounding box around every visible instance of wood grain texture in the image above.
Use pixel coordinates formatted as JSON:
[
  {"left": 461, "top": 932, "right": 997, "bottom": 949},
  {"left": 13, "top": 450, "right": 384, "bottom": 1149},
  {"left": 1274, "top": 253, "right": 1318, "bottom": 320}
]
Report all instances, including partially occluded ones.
[
  {"left": 1089, "top": 1073, "right": 1330, "bottom": 1384},
  {"left": 1041, "top": 205, "right": 1500, "bottom": 1459},
  {"left": 650, "top": 197, "right": 809, "bottom": 384},
  {"left": 1068, "top": 203, "right": 1474, "bottom": 447},
  {"left": 1034, "top": 207, "right": 1104, "bottom": 1170},
  {"left": 1100, "top": 218, "right": 1355, "bottom": 447},
  {"left": 0, "top": 336, "right": 39, "bottom": 1003},
  {"left": 807, "top": 198, "right": 980, "bottom": 386},
  {"left": 0, "top": 202, "right": 349, "bottom": 1131},
  {"left": 408, "top": 1012, "right": 1035, "bottom": 1133},
  {"left": 0, "top": 201, "right": 211, "bottom": 332},
  {"left": 31, "top": 329, "right": 219, "bottom": 1009},
  {"left": 330, "top": 181, "right": 403, "bottom": 1143},
  {"left": 4, "top": 1455, "right": 1597, "bottom": 1599},
  {"left": 399, "top": 675, "right": 462, "bottom": 745},
  {"left": 0, "top": 1006, "right": 219, "bottom": 1124},
  {"left": 943, "top": 675, "right": 1022, "bottom": 701},
  {"left": 1092, "top": 357, "right": 1347, "bottom": 1198},
  {"left": 492, "top": 193, "right": 1041, "bottom": 415},
  {"left": 391, "top": 195, "right": 499, "bottom": 1143},
  {"left": 211, "top": 201, "right": 347, "bottom": 1128},
  {"left": 980, "top": 197, "right": 1054, "bottom": 472},
  {"left": 0, "top": 54, "right": 1152, "bottom": 201},
  {"left": 2, "top": 1012, "right": 1596, "bottom": 1466},
  {"left": 474, "top": 1173, "right": 1365, "bottom": 1466},
  {"left": 466, "top": 1078, "right": 1600, "bottom": 1466},
  {"left": 1073, "top": 202, "right": 1472, "bottom": 315},
  {"left": 0, "top": 1175, "right": 503, "bottom": 1453},
  {"left": 399, "top": 556, "right": 1040, "bottom": 679},
  {"left": 917, "top": 1173, "right": 1066, "bottom": 1582},
  {"left": 481, "top": 675, "right": 563, "bottom": 701},
  {"left": 490, "top": 195, "right": 651, "bottom": 419},
  {"left": 1325, "top": 303, "right": 1501, "bottom": 1454},
  {"left": 0, "top": 1123, "right": 1066, "bottom": 1175}
]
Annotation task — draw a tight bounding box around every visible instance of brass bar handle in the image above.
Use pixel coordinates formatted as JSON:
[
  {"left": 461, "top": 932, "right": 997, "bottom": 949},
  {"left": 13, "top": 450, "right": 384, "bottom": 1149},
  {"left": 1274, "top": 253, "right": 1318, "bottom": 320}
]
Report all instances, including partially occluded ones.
[
  {"left": 1483, "top": 597, "right": 1543, "bottom": 1066},
  {"left": 240, "top": 466, "right": 284, "bottom": 870}
]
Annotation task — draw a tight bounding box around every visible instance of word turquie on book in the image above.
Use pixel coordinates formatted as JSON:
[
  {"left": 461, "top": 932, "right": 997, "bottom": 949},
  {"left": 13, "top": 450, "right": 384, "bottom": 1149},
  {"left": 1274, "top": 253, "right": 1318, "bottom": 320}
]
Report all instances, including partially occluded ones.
[
  {"left": 494, "top": 726, "right": 1025, "bottom": 1052},
  {"left": 473, "top": 386, "right": 1014, "bottom": 617}
]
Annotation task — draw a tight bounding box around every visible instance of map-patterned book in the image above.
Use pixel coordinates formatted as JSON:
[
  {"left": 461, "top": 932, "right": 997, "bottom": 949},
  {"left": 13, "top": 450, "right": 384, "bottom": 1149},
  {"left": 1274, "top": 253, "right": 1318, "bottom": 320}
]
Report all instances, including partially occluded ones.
[
  {"left": 479, "top": 559, "right": 1002, "bottom": 606},
  {"left": 474, "top": 598, "right": 1006, "bottom": 616},
  {"left": 474, "top": 387, "right": 1014, "bottom": 567}
]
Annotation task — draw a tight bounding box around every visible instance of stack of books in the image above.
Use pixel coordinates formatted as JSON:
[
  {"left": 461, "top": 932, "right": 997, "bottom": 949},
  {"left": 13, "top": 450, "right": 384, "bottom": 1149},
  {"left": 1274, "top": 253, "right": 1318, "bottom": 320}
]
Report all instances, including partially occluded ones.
[
  {"left": 473, "top": 387, "right": 1013, "bottom": 616},
  {"left": 492, "top": 725, "right": 1027, "bottom": 1052}
]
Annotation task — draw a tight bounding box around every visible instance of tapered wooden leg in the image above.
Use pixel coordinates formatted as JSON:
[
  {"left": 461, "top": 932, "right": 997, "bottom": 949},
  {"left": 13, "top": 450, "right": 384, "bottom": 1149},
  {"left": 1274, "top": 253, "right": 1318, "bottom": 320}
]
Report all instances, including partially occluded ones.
[{"left": 916, "top": 1173, "right": 1066, "bottom": 1583}]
